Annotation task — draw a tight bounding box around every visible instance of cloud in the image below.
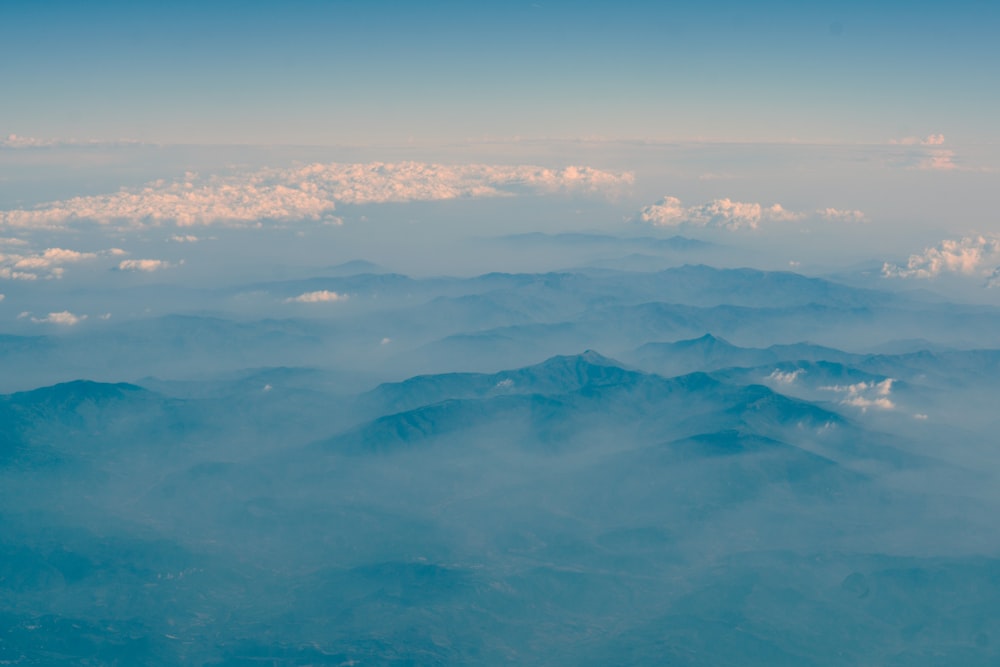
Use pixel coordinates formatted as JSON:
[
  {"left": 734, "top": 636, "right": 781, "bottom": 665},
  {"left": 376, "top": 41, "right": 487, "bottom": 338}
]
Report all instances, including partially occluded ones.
[
  {"left": 170, "top": 235, "right": 200, "bottom": 243},
  {"left": 118, "top": 258, "right": 175, "bottom": 272},
  {"left": 887, "top": 135, "right": 962, "bottom": 171},
  {"left": 0, "top": 293, "right": 4, "bottom": 301},
  {"left": 1, "top": 246, "right": 105, "bottom": 280},
  {"left": 821, "top": 378, "right": 895, "bottom": 412},
  {"left": 915, "top": 149, "right": 958, "bottom": 171},
  {"left": 817, "top": 207, "right": 867, "bottom": 223},
  {"left": 891, "top": 134, "right": 947, "bottom": 146},
  {"left": 635, "top": 196, "right": 864, "bottom": 230},
  {"left": 27, "top": 310, "right": 87, "bottom": 326},
  {"left": 768, "top": 369, "right": 804, "bottom": 384},
  {"left": 285, "top": 290, "right": 348, "bottom": 303},
  {"left": 636, "top": 196, "right": 800, "bottom": 230},
  {"left": 882, "top": 235, "right": 1000, "bottom": 279},
  {"left": 0, "top": 134, "right": 142, "bottom": 149},
  {"left": 987, "top": 267, "right": 1000, "bottom": 288},
  {"left": 0, "top": 161, "right": 632, "bottom": 230}
]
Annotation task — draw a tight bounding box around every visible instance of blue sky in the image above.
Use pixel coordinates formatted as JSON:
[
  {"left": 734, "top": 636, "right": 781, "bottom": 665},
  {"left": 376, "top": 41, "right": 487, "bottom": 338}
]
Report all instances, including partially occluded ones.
[{"left": 2, "top": 0, "right": 998, "bottom": 145}]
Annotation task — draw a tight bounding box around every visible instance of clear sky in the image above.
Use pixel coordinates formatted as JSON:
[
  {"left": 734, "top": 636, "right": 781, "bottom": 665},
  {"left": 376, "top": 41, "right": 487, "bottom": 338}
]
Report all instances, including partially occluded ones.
[{"left": 2, "top": 0, "right": 998, "bottom": 146}]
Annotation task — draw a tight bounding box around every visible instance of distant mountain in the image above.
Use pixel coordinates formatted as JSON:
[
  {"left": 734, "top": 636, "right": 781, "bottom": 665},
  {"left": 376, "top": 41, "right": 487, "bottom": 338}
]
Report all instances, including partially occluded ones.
[
  {"left": 318, "top": 352, "right": 892, "bottom": 470},
  {"left": 323, "top": 259, "right": 387, "bottom": 275},
  {"left": 496, "top": 232, "right": 712, "bottom": 251}
]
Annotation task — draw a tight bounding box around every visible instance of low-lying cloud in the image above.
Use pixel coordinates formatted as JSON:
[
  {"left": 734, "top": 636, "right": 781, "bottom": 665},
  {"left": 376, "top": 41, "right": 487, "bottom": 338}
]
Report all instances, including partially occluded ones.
[
  {"left": 0, "top": 162, "right": 633, "bottom": 230},
  {"left": 19, "top": 310, "right": 88, "bottom": 326},
  {"left": 285, "top": 290, "right": 348, "bottom": 303},
  {"left": 768, "top": 369, "right": 804, "bottom": 384},
  {"left": 636, "top": 197, "right": 864, "bottom": 230},
  {"left": 882, "top": 235, "right": 1000, "bottom": 279},
  {"left": 821, "top": 378, "right": 895, "bottom": 412}
]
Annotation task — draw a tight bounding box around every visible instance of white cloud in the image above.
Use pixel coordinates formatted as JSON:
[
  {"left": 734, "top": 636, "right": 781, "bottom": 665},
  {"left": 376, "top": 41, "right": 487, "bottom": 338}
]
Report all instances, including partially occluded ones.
[
  {"left": 0, "top": 161, "right": 632, "bottom": 230},
  {"left": 0, "top": 237, "right": 28, "bottom": 246},
  {"left": 636, "top": 196, "right": 865, "bottom": 231},
  {"left": 768, "top": 369, "right": 804, "bottom": 384},
  {"left": 29, "top": 311, "right": 87, "bottom": 326},
  {"left": 817, "top": 207, "right": 867, "bottom": 223},
  {"left": 285, "top": 290, "right": 347, "bottom": 303},
  {"left": 0, "top": 246, "right": 105, "bottom": 280},
  {"left": 170, "top": 235, "right": 200, "bottom": 243},
  {"left": 821, "top": 378, "right": 895, "bottom": 412},
  {"left": 0, "top": 293, "right": 4, "bottom": 301},
  {"left": 118, "top": 259, "right": 174, "bottom": 272},
  {"left": 883, "top": 235, "right": 1000, "bottom": 279}
]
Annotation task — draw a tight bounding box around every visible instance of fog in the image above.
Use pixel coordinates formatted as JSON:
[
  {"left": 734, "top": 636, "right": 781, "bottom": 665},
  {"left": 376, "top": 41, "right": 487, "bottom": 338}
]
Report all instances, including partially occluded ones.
[{"left": 2, "top": 143, "right": 1000, "bottom": 664}]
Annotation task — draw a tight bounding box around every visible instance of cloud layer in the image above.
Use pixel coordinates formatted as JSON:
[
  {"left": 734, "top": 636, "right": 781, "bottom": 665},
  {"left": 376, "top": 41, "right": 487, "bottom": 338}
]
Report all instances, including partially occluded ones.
[
  {"left": 0, "top": 162, "right": 633, "bottom": 230},
  {"left": 883, "top": 235, "right": 1000, "bottom": 279}
]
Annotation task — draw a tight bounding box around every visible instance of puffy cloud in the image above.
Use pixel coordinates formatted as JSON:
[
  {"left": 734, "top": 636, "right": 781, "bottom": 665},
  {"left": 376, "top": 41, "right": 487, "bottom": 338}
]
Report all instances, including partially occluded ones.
[
  {"left": 118, "top": 259, "right": 175, "bottom": 272},
  {"left": 817, "top": 207, "right": 867, "bottom": 223},
  {"left": 883, "top": 235, "right": 1000, "bottom": 279},
  {"left": 0, "top": 161, "right": 632, "bottom": 230},
  {"left": 0, "top": 293, "right": 4, "bottom": 301},
  {"left": 13, "top": 247, "right": 97, "bottom": 269},
  {"left": 27, "top": 311, "right": 87, "bottom": 326},
  {"left": 285, "top": 290, "right": 347, "bottom": 303},
  {"left": 768, "top": 369, "right": 804, "bottom": 384},
  {"left": 821, "top": 378, "right": 895, "bottom": 412},
  {"left": 636, "top": 196, "right": 864, "bottom": 230},
  {"left": 637, "top": 196, "right": 797, "bottom": 230},
  {"left": 1, "top": 246, "right": 105, "bottom": 280}
]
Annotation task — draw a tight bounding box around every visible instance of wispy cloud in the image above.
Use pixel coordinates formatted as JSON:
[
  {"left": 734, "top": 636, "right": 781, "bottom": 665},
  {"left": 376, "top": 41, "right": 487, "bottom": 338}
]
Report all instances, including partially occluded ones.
[
  {"left": 817, "top": 207, "right": 867, "bottom": 223},
  {"left": 890, "top": 134, "right": 947, "bottom": 146},
  {"left": 0, "top": 161, "right": 632, "bottom": 230},
  {"left": 768, "top": 369, "right": 804, "bottom": 384},
  {"left": 0, "top": 133, "right": 142, "bottom": 149},
  {"left": 285, "top": 290, "right": 348, "bottom": 303},
  {"left": 883, "top": 235, "right": 1000, "bottom": 279}
]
